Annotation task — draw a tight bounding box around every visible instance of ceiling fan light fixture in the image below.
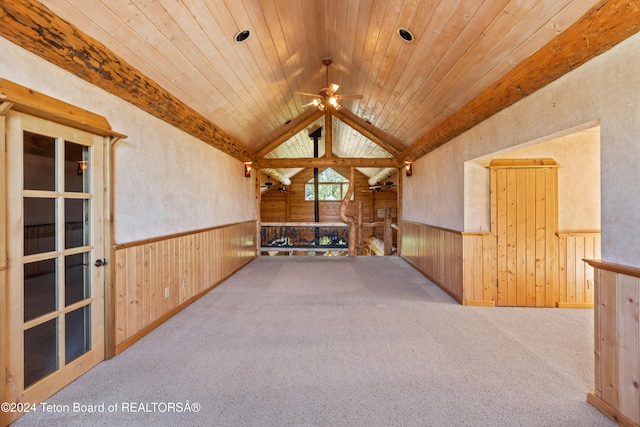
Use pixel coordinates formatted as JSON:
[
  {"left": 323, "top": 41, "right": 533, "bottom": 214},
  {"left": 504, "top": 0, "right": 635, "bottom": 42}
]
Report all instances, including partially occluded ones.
[
  {"left": 398, "top": 28, "right": 414, "bottom": 43},
  {"left": 234, "top": 29, "right": 251, "bottom": 43},
  {"left": 297, "top": 57, "right": 362, "bottom": 112}
]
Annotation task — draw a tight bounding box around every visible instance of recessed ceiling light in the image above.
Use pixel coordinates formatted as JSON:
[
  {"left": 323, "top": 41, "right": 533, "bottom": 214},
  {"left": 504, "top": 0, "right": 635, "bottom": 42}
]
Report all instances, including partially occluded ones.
[
  {"left": 398, "top": 28, "right": 414, "bottom": 43},
  {"left": 234, "top": 30, "right": 251, "bottom": 43}
]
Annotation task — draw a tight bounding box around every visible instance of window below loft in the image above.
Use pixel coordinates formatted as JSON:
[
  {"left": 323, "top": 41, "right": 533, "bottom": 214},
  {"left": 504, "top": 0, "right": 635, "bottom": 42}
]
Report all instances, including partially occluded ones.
[{"left": 305, "top": 168, "right": 350, "bottom": 201}]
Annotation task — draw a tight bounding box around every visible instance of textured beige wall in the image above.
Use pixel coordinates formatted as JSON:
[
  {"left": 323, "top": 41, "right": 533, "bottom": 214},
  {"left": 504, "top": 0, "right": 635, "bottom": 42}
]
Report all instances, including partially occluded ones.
[
  {"left": 464, "top": 126, "right": 601, "bottom": 233},
  {"left": 0, "top": 37, "right": 255, "bottom": 244},
  {"left": 404, "top": 32, "right": 640, "bottom": 267}
]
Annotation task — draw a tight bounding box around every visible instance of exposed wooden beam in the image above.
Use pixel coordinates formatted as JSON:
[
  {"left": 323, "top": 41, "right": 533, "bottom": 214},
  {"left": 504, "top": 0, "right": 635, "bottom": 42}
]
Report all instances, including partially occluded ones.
[
  {"left": 0, "top": 101, "right": 14, "bottom": 117},
  {"left": 0, "top": 0, "right": 257, "bottom": 162},
  {"left": 257, "top": 157, "right": 399, "bottom": 169},
  {"left": 256, "top": 109, "right": 324, "bottom": 158},
  {"left": 325, "top": 112, "right": 333, "bottom": 159},
  {"left": 400, "top": 0, "right": 640, "bottom": 162},
  {"left": 368, "top": 167, "right": 399, "bottom": 187},
  {"left": 331, "top": 109, "right": 401, "bottom": 158},
  {"left": 258, "top": 168, "right": 291, "bottom": 186}
]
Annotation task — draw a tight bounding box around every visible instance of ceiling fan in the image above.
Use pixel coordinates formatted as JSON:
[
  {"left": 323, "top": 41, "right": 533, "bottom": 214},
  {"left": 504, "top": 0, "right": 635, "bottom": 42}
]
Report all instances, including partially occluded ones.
[
  {"left": 363, "top": 176, "right": 398, "bottom": 192},
  {"left": 261, "top": 176, "right": 287, "bottom": 193},
  {"left": 296, "top": 58, "right": 362, "bottom": 111},
  {"left": 261, "top": 176, "right": 275, "bottom": 189}
]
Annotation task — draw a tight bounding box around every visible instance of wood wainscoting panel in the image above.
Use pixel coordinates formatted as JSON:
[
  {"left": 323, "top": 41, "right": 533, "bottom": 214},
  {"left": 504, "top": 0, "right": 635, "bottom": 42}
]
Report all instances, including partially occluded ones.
[
  {"left": 459, "top": 231, "right": 599, "bottom": 308},
  {"left": 587, "top": 260, "right": 640, "bottom": 426},
  {"left": 400, "top": 220, "right": 463, "bottom": 303},
  {"left": 557, "top": 232, "right": 601, "bottom": 306},
  {"left": 462, "top": 233, "right": 497, "bottom": 305},
  {"left": 113, "top": 220, "right": 257, "bottom": 354}
]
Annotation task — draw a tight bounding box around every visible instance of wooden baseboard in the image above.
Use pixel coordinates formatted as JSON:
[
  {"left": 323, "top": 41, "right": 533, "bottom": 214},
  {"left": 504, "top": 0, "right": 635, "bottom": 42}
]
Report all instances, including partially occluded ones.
[
  {"left": 587, "top": 393, "right": 639, "bottom": 427},
  {"left": 463, "top": 299, "right": 496, "bottom": 307},
  {"left": 556, "top": 302, "right": 594, "bottom": 309},
  {"left": 115, "top": 257, "right": 255, "bottom": 355}
]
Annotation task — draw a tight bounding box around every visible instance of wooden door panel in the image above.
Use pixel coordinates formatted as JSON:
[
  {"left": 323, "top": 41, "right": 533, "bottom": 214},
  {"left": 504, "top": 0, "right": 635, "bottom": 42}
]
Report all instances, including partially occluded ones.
[{"left": 491, "top": 160, "right": 558, "bottom": 307}]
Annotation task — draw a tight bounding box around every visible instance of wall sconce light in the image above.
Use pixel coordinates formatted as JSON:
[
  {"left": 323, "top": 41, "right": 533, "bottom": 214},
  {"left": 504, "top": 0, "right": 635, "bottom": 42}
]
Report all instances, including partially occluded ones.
[
  {"left": 244, "top": 162, "right": 252, "bottom": 177},
  {"left": 77, "top": 160, "right": 88, "bottom": 175},
  {"left": 404, "top": 161, "right": 413, "bottom": 177}
]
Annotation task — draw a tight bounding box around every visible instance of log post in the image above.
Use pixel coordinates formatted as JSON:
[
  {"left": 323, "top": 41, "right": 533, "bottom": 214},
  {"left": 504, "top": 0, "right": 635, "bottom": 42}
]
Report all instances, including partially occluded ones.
[
  {"left": 357, "top": 201, "right": 363, "bottom": 256},
  {"left": 340, "top": 167, "right": 358, "bottom": 256},
  {"left": 384, "top": 207, "right": 393, "bottom": 255}
]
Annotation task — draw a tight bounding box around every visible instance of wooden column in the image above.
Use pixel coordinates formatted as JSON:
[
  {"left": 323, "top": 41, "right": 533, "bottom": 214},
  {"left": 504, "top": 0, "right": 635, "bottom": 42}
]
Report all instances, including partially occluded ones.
[
  {"left": 383, "top": 207, "right": 393, "bottom": 255},
  {"left": 357, "top": 201, "right": 363, "bottom": 255},
  {"left": 340, "top": 167, "right": 358, "bottom": 256},
  {"left": 285, "top": 189, "right": 291, "bottom": 222},
  {"left": 325, "top": 112, "right": 333, "bottom": 158},
  {"left": 397, "top": 167, "right": 403, "bottom": 255},
  {"left": 255, "top": 169, "right": 262, "bottom": 256}
]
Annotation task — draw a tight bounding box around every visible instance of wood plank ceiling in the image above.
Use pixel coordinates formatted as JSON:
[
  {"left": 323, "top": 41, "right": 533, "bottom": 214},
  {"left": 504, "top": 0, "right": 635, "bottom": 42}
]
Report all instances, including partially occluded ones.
[{"left": 6, "top": 0, "right": 639, "bottom": 183}]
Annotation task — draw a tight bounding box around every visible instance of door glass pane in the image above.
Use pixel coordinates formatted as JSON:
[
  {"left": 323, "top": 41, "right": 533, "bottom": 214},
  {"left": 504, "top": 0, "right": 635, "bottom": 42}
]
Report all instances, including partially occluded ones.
[
  {"left": 65, "top": 253, "right": 89, "bottom": 306},
  {"left": 24, "top": 198, "right": 56, "bottom": 256},
  {"left": 23, "top": 131, "right": 56, "bottom": 191},
  {"left": 24, "top": 259, "right": 57, "bottom": 322},
  {"left": 65, "top": 306, "right": 91, "bottom": 364},
  {"left": 65, "top": 141, "right": 89, "bottom": 193},
  {"left": 24, "top": 318, "right": 58, "bottom": 388},
  {"left": 65, "top": 198, "right": 89, "bottom": 249}
]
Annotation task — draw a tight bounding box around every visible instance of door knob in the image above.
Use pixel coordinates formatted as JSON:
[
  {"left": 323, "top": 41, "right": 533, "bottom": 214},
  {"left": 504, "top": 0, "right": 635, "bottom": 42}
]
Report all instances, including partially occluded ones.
[{"left": 94, "top": 259, "right": 107, "bottom": 267}]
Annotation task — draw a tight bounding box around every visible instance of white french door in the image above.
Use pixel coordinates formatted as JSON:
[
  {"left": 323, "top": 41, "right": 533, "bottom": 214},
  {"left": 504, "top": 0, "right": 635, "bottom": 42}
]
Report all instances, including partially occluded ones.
[{"left": 5, "top": 112, "right": 105, "bottom": 411}]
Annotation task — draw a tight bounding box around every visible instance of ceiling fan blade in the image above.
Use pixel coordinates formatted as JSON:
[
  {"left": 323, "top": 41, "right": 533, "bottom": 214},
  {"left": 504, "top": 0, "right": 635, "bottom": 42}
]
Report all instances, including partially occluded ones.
[
  {"left": 336, "top": 94, "right": 363, "bottom": 100},
  {"left": 326, "top": 83, "right": 339, "bottom": 96},
  {"left": 295, "top": 91, "right": 320, "bottom": 97}
]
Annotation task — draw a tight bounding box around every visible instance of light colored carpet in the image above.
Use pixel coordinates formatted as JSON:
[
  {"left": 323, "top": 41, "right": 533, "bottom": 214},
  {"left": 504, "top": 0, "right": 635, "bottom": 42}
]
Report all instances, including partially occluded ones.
[{"left": 15, "top": 256, "right": 613, "bottom": 426}]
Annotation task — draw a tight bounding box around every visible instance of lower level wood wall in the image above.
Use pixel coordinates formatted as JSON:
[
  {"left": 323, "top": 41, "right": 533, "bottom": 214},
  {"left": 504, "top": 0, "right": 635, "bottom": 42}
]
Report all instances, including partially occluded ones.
[
  {"left": 399, "top": 220, "right": 463, "bottom": 303},
  {"left": 401, "top": 222, "right": 600, "bottom": 307},
  {"left": 462, "top": 233, "right": 497, "bottom": 304},
  {"left": 586, "top": 260, "right": 640, "bottom": 426},
  {"left": 113, "top": 220, "right": 256, "bottom": 354},
  {"left": 557, "top": 232, "right": 600, "bottom": 306},
  {"left": 462, "top": 231, "right": 600, "bottom": 306}
]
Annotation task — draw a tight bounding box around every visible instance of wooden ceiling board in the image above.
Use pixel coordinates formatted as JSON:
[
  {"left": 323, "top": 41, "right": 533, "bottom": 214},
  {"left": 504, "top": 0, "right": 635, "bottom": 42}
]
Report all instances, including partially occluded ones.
[
  {"left": 154, "top": 0, "right": 282, "bottom": 143},
  {"left": 363, "top": 0, "right": 473, "bottom": 134},
  {"left": 385, "top": 0, "right": 509, "bottom": 142},
  {"left": 263, "top": 115, "right": 326, "bottom": 159},
  {"left": 411, "top": 0, "right": 600, "bottom": 141},
  {"left": 50, "top": 0, "right": 261, "bottom": 143},
  {"left": 32, "top": 0, "right": 615, "bottom": 172},
  {"left": 182, "top": 1, "right": 284, "bottom": 131},
  {"left": 399, "top": 0, "right": 589, "bottom": 142},
  {"left": 360, "top": 0, "right": 441, "bottom": 129}
]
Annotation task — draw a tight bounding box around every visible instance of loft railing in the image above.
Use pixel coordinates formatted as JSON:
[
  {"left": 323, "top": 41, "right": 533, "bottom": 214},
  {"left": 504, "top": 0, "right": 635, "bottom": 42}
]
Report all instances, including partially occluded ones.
[{"left": 260, "top": 222, "right": 348, "bottom": 252}]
